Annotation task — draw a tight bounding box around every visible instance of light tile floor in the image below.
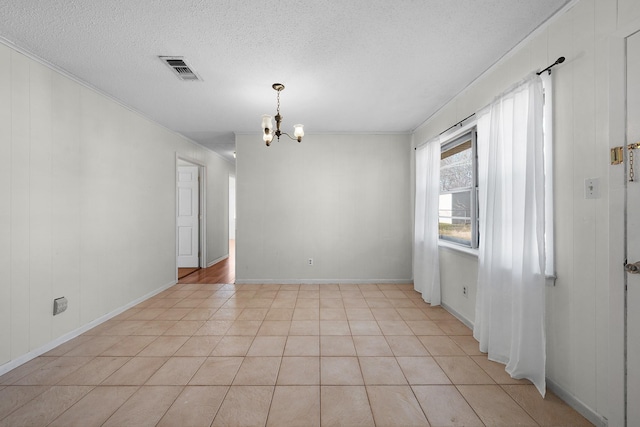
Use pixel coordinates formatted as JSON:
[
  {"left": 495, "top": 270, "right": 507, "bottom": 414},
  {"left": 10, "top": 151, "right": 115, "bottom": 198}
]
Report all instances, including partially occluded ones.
[{"left": 0, "top": 283, "right": 593, "bottom": 426}]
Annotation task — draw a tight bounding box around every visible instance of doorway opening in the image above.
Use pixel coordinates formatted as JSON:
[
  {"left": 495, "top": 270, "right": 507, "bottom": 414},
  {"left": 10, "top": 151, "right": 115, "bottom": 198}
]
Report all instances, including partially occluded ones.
[{"left": 176, "top": 156, "right": 206, "bottom": 280}]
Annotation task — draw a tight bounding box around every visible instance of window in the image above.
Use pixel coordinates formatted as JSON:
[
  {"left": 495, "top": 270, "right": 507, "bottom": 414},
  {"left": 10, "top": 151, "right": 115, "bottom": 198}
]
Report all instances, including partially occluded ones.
[{"left": 439, "top": 129, "right": 478, "bottom": 248}]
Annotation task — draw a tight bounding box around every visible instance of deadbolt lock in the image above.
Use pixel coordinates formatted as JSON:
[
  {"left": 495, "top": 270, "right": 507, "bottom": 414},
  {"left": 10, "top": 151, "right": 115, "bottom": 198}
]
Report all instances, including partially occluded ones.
[{"left": 625, "top": 261, "right": 640, "bottom": 274}]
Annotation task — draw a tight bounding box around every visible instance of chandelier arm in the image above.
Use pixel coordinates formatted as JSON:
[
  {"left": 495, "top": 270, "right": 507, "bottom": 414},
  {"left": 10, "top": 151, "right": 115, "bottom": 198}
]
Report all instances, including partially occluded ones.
[{"left": 281, "top": 132, "right": 302, "bottom": 143}]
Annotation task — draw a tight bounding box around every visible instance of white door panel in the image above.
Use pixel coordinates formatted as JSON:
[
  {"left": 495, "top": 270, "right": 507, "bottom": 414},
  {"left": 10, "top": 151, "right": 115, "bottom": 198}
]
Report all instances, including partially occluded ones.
[
  {"left": 626, "top": 29, "right": 640, "bottom": 427},
  {"left": 179, "top": 188, "right": 193, "bottom": 216},
  {"left": 177, "top": 165, "right": 199, "bottom": 268},
  {"left": 178, "top": 227, "right": 194, "bottom": 256}
]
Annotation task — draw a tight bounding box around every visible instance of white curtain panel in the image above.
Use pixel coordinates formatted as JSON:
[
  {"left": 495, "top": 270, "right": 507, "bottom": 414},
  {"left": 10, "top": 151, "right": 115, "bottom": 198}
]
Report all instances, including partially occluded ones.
[
  {"left": 413, "top": 137, "right": 441, "bottom": 305},
  {"left": 474, "top": 74, "right": 547, "bottom": 396}
]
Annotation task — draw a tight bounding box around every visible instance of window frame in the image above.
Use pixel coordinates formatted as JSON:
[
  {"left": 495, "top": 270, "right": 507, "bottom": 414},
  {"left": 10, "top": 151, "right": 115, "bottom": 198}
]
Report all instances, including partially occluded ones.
[
  {"left": 540, "top": 73, "right": 555, "bottom": 280},
  {"left": 438, "top": 126, "right": 479, "bottom": 250}
]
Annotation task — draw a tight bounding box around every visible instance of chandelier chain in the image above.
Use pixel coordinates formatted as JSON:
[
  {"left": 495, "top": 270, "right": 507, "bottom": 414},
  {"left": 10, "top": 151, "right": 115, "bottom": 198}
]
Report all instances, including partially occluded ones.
[{"left": 277, "top": 90, "right": 281, "bottom": 116}]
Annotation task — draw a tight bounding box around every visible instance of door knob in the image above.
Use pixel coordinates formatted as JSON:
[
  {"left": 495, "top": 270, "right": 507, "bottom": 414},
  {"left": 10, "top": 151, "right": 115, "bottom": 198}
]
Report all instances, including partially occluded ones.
[{"left": 625, "top": 261, "right": 640, "bottom": 274}]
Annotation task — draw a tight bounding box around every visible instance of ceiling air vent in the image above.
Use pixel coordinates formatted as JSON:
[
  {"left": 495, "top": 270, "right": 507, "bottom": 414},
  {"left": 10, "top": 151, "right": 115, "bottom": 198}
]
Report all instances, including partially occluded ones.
[{"left": 159, "top": 56, "right": 201, "bottom": 81}]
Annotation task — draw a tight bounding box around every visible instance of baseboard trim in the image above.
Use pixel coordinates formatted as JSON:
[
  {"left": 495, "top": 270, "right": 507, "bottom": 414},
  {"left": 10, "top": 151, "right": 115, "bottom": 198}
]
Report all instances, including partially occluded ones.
[
  {"left": 234, "top": 279, "right": 413, "bottom": 285},
  {"left": 207, "top": 254, "right": 229, "bottom": 268},
  {"left": 0, "top": 280, "right": 177, "bottom": 377},
  {"left": 441, "top": 301, "right": 474, "bottom": 330},
  {"left": 546, "top": 378, "right": 608, "bottom": 427},
  {"left": 437, "top": 303, "right": 607, "bottom": 427}
]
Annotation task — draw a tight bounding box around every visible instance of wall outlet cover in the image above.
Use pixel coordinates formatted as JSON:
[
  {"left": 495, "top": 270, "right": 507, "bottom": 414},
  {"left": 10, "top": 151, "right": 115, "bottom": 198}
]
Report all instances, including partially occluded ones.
[{"left": 53, "top": 297, "right": 68, "bottom": 316}]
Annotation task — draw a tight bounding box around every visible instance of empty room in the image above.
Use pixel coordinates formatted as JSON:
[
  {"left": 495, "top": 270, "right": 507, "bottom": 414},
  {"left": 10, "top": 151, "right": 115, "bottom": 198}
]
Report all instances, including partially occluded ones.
[{"left": 1, "top": 0, "right": 640, "bottom": 426}]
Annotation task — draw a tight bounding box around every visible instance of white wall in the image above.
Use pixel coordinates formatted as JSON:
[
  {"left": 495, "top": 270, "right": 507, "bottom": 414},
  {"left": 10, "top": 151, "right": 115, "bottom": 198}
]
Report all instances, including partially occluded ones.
[
  {"left": 229, "top": 175, "right": 236, "bottom": 240},
  {"left": 412, "top": 0, "right": 640, "bottom": 422},
  {"left": 206, "top": 159, "right": 233, "bottom": 264},
  {"left": 0, "top": 43, "right": 233, "bottom": 369},
  {"left": 235, "top": 133, "right": 412, "bottom": 284},
  {"left": 438, "top": 246, "right": 477, "bottom": 323}
]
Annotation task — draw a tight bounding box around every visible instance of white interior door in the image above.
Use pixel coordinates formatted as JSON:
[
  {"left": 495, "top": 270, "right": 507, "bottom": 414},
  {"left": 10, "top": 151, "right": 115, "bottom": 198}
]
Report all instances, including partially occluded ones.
[
  {"left": 177, "top": 165, "right": 199, "bottom": 268},
  {"left": 626, "top": 29, "right": 640, "bottom": 427}
]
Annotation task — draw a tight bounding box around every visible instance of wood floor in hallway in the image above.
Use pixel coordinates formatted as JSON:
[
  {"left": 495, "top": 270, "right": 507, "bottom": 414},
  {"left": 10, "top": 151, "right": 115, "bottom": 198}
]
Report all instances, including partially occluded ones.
[{"left": 179, "top": 240, "right": 235, "bottom": 284}]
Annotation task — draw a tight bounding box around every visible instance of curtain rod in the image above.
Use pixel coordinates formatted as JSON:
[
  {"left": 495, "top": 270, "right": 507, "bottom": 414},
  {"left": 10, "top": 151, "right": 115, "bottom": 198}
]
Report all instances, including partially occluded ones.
[
  {"left": 537, "top": 56, "right": 565, "bottom": 75},
  {"left": 439, "top": 112, "right": 476, "bottom": 136},
  {"left": 420, "top": 55, "right": 566, "bottom": 149}
]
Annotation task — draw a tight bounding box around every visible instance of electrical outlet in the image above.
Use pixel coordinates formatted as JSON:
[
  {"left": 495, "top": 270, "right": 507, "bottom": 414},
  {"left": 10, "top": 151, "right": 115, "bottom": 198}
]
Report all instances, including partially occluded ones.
[
  {"left": 463, "top": 286, "right": 468, "bottom": 298},
  {"left": 308, "top": 258, "right": 313, "bottom": 266},
  {"left": 53, "top": 297, "right": 68, "bottom": 316}
]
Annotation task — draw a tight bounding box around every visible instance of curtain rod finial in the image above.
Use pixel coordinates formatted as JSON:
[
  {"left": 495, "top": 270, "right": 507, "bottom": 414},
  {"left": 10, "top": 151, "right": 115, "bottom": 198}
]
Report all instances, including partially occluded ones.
[{"left": 537, "top": 56, "right": 565, "bottom": 75}]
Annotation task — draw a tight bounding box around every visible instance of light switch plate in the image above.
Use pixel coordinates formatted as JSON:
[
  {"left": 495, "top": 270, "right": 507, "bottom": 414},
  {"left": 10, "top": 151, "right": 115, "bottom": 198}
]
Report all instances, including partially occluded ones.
[{"left": 585, "top": 178, "right": 600, "bottom": 199}]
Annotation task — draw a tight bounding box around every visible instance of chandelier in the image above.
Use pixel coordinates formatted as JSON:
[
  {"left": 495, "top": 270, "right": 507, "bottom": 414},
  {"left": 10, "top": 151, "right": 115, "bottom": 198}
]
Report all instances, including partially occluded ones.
[{"left": 261, "top": 83, "right": 304, "bottom": 146}]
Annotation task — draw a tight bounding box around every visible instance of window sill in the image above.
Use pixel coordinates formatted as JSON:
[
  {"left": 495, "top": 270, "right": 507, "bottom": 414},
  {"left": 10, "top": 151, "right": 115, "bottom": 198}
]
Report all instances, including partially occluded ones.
[{"left": 438, "top": 240, "right": 479, "bottom": 257}]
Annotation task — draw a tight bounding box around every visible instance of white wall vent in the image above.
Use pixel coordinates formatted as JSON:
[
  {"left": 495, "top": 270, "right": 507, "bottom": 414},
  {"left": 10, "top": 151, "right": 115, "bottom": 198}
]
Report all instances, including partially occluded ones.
[{"left": 159, "top": 56, "right": 202, "bottom": 81}]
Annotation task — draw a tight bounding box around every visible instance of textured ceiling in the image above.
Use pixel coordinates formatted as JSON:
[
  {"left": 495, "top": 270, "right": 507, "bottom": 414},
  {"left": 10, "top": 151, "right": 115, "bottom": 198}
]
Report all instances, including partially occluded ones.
[{"left": 0, "top": 0, "right": 568, "bottom": 163}]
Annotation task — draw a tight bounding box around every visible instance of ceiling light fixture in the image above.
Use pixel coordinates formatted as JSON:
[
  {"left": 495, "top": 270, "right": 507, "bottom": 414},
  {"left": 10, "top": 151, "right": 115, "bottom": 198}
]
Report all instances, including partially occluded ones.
[{"left": 261, "top": 83, "right": 304, "bottom": 146}]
